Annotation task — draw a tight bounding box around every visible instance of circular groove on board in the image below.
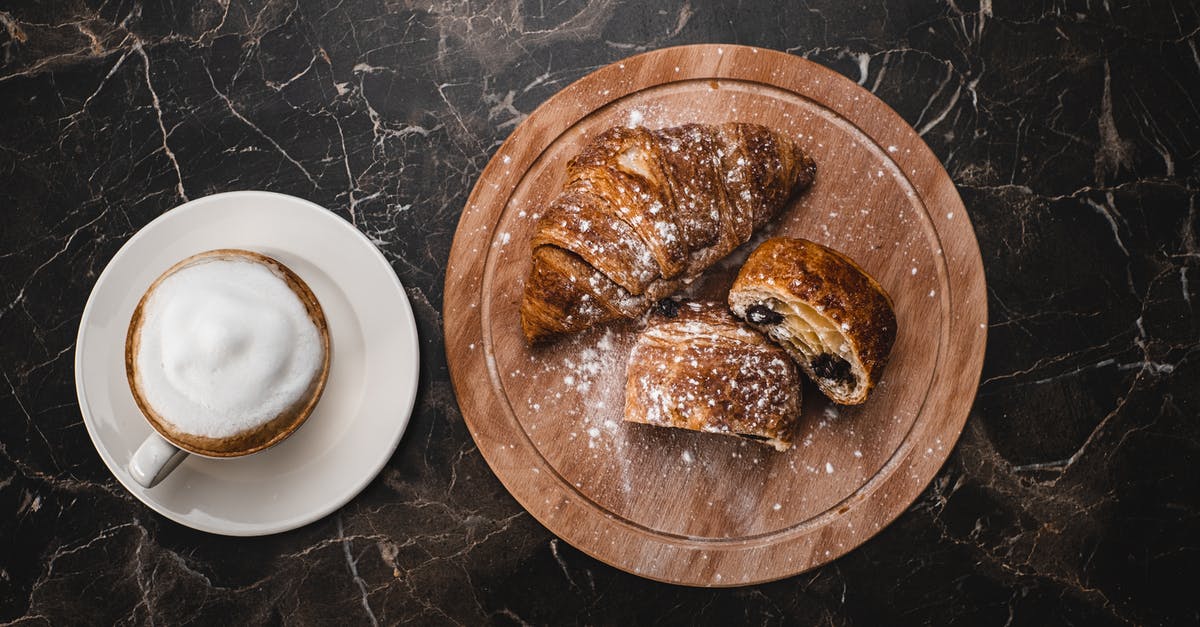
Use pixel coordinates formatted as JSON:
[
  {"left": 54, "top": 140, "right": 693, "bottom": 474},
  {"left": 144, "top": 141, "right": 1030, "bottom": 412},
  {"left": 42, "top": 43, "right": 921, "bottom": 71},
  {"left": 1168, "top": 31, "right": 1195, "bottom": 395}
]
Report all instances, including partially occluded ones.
[
  {"left": 476, "top": 78, "right": 952, "bottom": 544},
  {"left": 445, "top": 45, "right": 986, "bottom": 586}
]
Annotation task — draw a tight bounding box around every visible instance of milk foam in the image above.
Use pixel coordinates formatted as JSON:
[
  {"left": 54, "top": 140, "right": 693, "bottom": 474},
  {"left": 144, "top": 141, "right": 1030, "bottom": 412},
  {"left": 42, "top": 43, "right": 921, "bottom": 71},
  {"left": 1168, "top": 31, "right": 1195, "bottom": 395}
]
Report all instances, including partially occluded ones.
[{"left": 135, "top": 258, "right": 323, "bottom": 439}]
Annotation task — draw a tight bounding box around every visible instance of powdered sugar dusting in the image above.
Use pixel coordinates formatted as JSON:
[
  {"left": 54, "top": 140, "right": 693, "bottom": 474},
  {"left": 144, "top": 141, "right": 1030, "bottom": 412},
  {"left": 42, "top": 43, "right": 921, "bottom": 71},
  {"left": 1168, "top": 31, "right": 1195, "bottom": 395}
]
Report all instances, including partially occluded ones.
[{"left": 488, "top": 95, "right": 940, "bottom": 537}]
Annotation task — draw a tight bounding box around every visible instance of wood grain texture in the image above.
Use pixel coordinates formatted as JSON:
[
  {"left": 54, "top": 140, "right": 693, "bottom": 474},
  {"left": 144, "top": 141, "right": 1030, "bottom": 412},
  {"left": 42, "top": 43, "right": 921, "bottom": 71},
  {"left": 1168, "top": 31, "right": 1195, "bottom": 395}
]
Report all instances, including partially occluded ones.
[{"left": 444, "top": 44, "right": 987, "bottom": 587}]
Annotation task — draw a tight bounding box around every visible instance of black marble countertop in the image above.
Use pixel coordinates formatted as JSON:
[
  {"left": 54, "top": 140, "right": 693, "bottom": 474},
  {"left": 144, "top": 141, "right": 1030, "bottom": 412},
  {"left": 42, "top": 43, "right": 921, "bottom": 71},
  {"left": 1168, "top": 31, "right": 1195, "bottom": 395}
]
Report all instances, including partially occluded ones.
[{"left": 2, "top": 1, "right": 1197, "bottom": 624}]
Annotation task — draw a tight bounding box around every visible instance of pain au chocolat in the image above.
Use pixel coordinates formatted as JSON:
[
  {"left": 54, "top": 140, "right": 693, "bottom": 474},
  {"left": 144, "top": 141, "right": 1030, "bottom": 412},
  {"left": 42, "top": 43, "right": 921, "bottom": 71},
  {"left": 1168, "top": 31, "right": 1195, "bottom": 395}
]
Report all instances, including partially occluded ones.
[{"left": 728, "top": 237, "right": 897, "bottom": 405}]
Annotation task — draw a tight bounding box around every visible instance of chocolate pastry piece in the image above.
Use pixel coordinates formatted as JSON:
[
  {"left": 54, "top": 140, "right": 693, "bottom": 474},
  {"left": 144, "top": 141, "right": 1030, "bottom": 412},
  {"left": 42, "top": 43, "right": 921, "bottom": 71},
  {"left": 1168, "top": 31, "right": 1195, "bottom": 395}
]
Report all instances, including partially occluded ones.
[
  {"left": 623, "top": 301, "right": 802, "bottom": 451},
  {"left": 520, "top": 123, "right": 817, "bottom": 343},
  {"left": 728, "top": 237, "right": 897, "bottom": 405}
]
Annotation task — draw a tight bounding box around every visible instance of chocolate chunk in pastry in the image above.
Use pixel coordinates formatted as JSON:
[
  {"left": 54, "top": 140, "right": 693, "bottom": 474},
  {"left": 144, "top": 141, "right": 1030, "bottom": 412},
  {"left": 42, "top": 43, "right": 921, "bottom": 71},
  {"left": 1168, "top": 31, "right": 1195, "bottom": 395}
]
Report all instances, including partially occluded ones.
[
  {"left": 728, "top": 237, "right": 897, "bottom": 405},
  {"left": 623, "top": 301, "right": 802, "bottom": 451}
]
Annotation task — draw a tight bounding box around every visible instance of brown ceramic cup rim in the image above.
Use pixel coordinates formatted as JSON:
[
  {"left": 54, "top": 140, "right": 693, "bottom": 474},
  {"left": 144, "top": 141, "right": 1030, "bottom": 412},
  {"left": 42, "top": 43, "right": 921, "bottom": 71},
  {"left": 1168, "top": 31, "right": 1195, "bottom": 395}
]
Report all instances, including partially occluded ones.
[{"left": 124, "top": 249, "right": 331, "bottom": 458}]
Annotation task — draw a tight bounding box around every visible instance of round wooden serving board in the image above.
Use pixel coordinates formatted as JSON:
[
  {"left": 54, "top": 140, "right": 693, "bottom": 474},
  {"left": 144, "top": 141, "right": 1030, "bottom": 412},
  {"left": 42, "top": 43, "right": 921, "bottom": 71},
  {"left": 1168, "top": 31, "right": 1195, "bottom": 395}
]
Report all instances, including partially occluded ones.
[{"left": 444, "top": 45, "right": 986, "bottom": 586}]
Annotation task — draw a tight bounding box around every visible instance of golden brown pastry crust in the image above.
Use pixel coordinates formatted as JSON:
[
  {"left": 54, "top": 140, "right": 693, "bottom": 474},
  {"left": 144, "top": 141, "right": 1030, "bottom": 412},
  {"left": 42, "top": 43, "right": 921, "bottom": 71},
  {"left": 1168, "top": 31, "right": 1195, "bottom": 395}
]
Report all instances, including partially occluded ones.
[
  {"left": 519, "top": 246, "right": 623, "bottom": 340},
  {"left": 521, "top": 123, "right": 816, "bottom": 343},
  {"left": 728, "top": 237, "right": 896, "bottom": 405},
  {"left": 623, "top": 301, "right": 802, "bottom": 451},
  {"left": 652, "top": 125, "right": 726, "bottom": 250},
  {"left": 567, "top": 126, "right": 688, "bottom": 279},
  {"left": 530, "top": 189, "right": 659, "bottom": 294}
]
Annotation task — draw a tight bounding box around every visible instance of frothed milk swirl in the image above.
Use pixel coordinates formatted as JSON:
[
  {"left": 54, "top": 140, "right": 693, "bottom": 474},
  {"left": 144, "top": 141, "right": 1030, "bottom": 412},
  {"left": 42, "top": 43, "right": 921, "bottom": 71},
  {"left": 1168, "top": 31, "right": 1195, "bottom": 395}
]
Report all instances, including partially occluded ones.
[{"left": 134, "top": 259, "right": 323, "bottom": 439}]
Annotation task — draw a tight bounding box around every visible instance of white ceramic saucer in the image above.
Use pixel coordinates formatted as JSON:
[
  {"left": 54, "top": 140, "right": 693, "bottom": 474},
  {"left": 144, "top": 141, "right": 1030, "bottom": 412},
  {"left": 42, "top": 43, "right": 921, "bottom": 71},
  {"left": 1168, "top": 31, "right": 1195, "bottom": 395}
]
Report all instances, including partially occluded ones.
[{"left": 75, "top": 191, "right": 420, "bottom": 536}]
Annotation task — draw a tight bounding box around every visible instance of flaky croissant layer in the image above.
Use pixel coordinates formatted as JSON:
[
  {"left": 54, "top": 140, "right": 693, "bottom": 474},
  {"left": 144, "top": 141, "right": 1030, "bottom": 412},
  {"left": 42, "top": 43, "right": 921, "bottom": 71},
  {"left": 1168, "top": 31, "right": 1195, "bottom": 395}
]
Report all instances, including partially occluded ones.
[{"left": 521, "top": 123, "right": 816, "bottom": 343}]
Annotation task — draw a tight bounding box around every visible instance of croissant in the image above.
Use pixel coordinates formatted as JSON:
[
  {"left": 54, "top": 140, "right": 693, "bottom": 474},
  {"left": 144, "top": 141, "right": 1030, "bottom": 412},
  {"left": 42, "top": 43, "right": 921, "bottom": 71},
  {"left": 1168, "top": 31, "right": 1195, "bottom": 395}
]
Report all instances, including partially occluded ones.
[
  {"left": 624, "top": 300, "right": 803, "bottom": 451},
  {"left": 520, "top": 123, "right": 816, "bottom": 343}
]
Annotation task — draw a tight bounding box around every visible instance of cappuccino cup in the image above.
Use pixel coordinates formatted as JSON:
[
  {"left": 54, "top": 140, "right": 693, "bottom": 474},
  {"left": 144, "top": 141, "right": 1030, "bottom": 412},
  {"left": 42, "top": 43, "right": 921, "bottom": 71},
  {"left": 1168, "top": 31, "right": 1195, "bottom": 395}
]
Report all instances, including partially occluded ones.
[{"left": 125, "top": 249, "right": 330, "bottom": 488}]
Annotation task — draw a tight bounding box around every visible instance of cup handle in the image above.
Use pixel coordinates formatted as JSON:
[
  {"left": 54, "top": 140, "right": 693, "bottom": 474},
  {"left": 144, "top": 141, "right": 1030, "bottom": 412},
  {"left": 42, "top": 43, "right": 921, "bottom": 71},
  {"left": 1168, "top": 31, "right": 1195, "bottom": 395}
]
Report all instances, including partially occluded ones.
[{"left": 129, "top": 433, "right": 189, "bottom": 488}]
